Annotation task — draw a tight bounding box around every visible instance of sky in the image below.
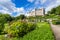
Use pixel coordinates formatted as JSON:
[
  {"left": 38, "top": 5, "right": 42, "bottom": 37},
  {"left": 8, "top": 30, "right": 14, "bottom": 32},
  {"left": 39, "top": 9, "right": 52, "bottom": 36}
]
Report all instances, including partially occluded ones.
[{"left": 0, "top": 0, "right": 60, "bottom": 17}]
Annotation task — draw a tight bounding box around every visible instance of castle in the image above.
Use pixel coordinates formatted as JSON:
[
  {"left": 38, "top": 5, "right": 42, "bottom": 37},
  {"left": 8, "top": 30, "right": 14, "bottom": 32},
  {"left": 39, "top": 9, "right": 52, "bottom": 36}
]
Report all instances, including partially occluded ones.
[{"left": 28, "top": 8, "right": 45, "bottom": 17}]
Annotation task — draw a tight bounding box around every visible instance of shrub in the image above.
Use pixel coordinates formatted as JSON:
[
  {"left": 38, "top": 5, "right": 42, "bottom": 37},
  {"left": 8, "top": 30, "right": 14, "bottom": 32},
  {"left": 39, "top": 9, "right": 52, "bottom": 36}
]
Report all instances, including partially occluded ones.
[
  {"left": 0, "top": 23, "right": 4, "bottom": 34},
  {"left": 27, "top": 22, "right": 36, "bottom": 32},
  {"left": 52, "top": 20, "right": 60, "bottom": 25},
  {"left": 4, "top": 21, "right": 36, "bottom": 37}
]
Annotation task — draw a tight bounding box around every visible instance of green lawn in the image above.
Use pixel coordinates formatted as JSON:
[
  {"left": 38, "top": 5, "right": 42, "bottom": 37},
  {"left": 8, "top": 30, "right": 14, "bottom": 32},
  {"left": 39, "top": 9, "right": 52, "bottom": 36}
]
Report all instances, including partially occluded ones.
[
  {"left": 0, "top": 22, "right": 54, "bottom": 40},
  {"left": 20, "top": 22, "right": 54, "bottom": 40}
]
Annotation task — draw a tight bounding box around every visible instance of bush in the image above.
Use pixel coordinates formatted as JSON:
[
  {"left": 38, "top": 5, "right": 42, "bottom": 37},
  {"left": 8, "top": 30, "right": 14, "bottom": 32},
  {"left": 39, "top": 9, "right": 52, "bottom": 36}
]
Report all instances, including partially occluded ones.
[
  {"left": 27, "top": 22, "right": 36, "bottom": 32},
  {"left": 52, "top": 20, "right": 60, "bottom": 25},
  {"left": 0, "top": 23, "right": 4, "bottom": 34},
  {"left": 4, "top": 21, "right": 36, "bottom": 37}
]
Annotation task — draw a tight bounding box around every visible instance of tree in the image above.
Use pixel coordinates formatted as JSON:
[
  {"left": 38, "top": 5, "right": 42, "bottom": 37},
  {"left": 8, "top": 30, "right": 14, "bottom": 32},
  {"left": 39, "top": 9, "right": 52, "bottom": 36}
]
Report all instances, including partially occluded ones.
[
  {"left": 56, "top": 6, "right": 60, "bottom": 15},
  {"left": 16, "top": 14, "right": 26, "bottom": 20},
  {"left": 0, "top": 13, "right": 14, "bottom": 23},
  {"left": 47, "top": 5, "right": 60, "bottom": 15},
  {"left": 50, "top": 8, "right": 56, "bottom": 14},
  {"left": 3, "top": 14, "right": 14, "bottom": 22}
]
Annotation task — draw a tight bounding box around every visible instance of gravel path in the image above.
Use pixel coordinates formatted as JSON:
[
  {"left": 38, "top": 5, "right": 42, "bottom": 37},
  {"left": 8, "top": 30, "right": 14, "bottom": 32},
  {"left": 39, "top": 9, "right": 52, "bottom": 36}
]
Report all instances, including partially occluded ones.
[{"left": 50, "top": 21, "right": 60, "bottom": 40}]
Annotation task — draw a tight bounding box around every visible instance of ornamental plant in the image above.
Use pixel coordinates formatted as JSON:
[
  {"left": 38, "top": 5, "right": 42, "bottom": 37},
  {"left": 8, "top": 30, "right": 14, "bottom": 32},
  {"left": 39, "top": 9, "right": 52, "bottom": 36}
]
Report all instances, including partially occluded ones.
[{"left": 4, "top": 21, "right": 36, "bottom": 37}]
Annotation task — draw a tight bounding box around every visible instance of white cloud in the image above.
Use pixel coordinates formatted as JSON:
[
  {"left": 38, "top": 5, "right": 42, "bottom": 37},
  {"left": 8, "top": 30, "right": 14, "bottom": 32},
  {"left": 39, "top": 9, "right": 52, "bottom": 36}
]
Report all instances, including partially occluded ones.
[
  {"left": 27, "top": 0, "right": 47, "bottom": 5},
  {"left": 0, "top": 0, "right": 16, "bottom": 12},
  {"left": 15, "top": 7, "right": 26, "bottom": 16},
  {"left": 45, "top": 0, "right": 60, "bottom": 14},
  {"left": 0, "top": 10, "right": 11, "bottom": 14},
  {"left": 0, "top": 0, "right": 26, "bottom": 16},
  {"left": 34, "top": 0, "right": 40, "bottom": 5},
  {"left": 40, "top": 0, "right": 47, "bottom": 4},
  {"left": 0, "top": 0, "right": 16, "bottom": 14},
  {"left": 35, "top": 0, "right": 47, "bottom": 5},
  {"left": 16, "top": 7, "right": 24, "bottom": 12},
  {"left": 27, "top": 0, "right": 34, "bottom": 3},
  {"left": 0, "top": 0, "right": 11, "bottom": 2}
]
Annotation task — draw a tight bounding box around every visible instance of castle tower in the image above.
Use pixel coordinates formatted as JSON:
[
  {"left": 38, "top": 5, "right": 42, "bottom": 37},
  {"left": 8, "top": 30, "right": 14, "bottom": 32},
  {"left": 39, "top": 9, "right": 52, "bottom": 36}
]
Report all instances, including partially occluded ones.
[{"left": 28, "top": 8, "right": 45, "bottom": 17}]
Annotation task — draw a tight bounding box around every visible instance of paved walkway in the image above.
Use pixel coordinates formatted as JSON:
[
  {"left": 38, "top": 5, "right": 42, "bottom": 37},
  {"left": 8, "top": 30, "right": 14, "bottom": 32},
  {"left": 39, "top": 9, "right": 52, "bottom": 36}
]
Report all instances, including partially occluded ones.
[{"left": 49, "top": 21, "right": 60, "bottom": 40}]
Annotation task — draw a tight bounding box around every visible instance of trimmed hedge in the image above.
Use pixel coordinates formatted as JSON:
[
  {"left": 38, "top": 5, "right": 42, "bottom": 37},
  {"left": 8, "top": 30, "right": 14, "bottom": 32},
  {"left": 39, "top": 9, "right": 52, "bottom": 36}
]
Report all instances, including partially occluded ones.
[{"left": 52, "top": 20, "right": 60, "bottom": 25}]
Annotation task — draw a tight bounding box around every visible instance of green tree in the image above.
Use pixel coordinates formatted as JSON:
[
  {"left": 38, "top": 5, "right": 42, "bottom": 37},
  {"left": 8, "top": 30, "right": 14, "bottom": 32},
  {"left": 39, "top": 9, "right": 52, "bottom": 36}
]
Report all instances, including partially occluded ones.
[
  {"left": 16, "top": 14, "right": 26, "bottom": 20},
  {"left": 0, "top": 13, "right": 14, "bottom": 23},
  {"left": 47, "top": 5, "right": 60, "bottom": 15},
  {"left": 56, "top": 6, "right": 60, "bottom": 15}
]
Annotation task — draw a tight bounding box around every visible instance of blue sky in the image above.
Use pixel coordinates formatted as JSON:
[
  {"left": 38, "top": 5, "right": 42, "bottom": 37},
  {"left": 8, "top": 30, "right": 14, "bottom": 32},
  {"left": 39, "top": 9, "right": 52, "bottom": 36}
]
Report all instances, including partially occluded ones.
[{"left": 0, "top": 0, "right": 60, "bottom": 16}]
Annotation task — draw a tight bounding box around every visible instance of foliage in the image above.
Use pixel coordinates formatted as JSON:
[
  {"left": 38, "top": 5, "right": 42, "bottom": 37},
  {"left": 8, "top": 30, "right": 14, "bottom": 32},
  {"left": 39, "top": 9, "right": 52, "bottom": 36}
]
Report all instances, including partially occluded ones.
[
  {"left": 20, "top": 22, "right": 54, "bottom": 40},
  {"left": 47, "top": 5, "right": 60, "bottom": 15},
  {"left": 4, "top": 21, "right": 36, "bottom": 37},
  {"left": 0, "top": 22, "right": 54, "bottom": 40},
  {"left": 0, "top": 23, "right": 4, "bottom": 33},
  {"left": 52, "top": 20, "right": 60, "bottom": 25},
  {"left": 16, "top": 14, "right": 26, "bottom": 20},
  {"left": 45, "top": 5, "right": 60, "bottom": 20},
  {"left": 0, "top": 13, "right": 15, "bottom": 34},
  {"left": 0, "top": 13, "right": 14, "bottom": 23}
]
